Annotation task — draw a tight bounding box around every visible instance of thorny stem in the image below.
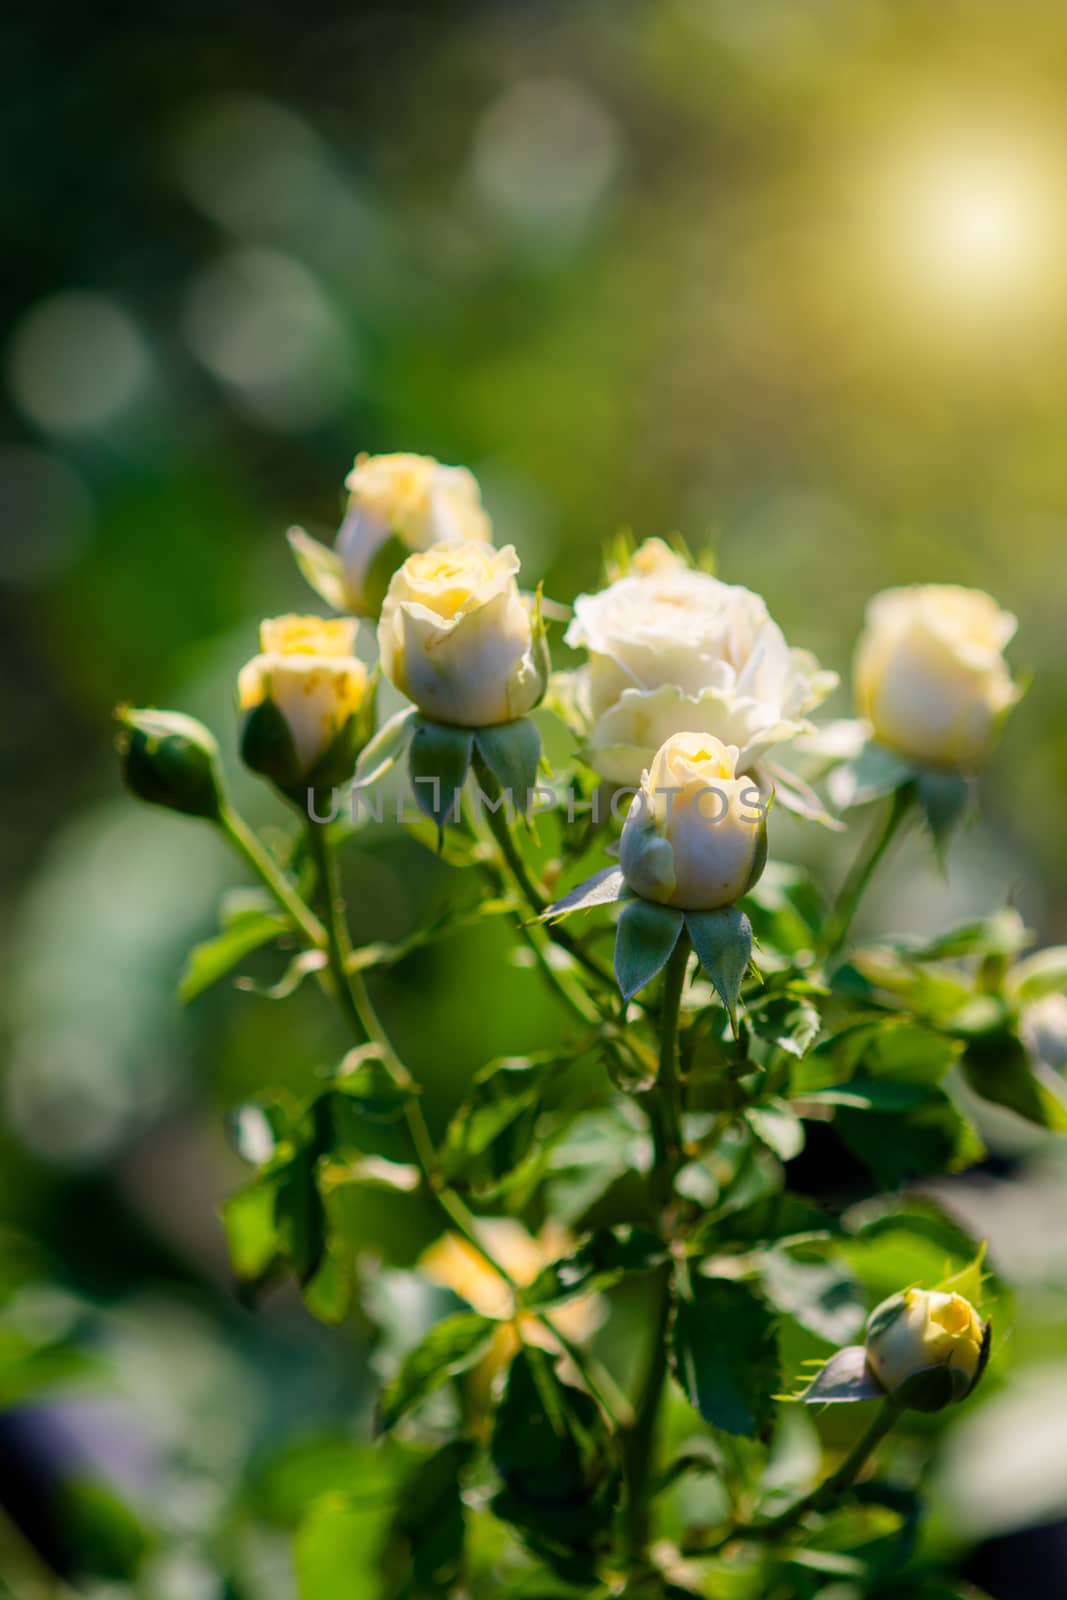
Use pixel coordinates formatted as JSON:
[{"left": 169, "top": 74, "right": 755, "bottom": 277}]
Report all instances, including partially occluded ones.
[{"left": 221, "top": 801, "right": 625, "bottom": 1427}]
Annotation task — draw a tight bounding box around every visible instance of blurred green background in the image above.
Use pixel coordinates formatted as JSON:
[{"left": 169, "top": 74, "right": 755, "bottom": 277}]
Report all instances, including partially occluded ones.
[{"left": 4, "top": 1, "right": 1067, "bottom": 1594}]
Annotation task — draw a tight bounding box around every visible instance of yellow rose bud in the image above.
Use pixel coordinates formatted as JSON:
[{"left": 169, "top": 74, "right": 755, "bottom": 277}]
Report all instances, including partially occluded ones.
[
  {"left": 865, "top": 1287, "right": 987, "bottom": 1410},
  {"left": 854, "top": 584, "right": 1019, "bottom": 769},
  {"left": 619, "top": 732, "right": 768, "bottom": 912},
  {"left": 238, "top": 614, "right": 369, "bottom": 787},
  {"left": 337, "top": 452, "right": 492, "bottom": 616},
  {"left": 378, "top": 542, "right": 546, "bottom": 728}
]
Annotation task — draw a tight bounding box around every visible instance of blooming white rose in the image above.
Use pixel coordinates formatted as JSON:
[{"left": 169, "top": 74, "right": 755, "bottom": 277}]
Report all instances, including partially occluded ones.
[
  {"left": 378, "top": 542, "right": 546, "bottom": 728},
  {"left": 854, "top": 584, "right": 1019, "bottom": 769},
  {"left": 238, "top": 615, "right": 369, "bottom": 784},
  {"left": 563, "top": 549, "right": 836, "bottom": 786},
  {"left": 865, "top": 1287, "right": 986, "bottom": 1407},
  {"left": 337, "top": 452, "right": 492, "bottom": 616},
  {"left": 619, "top": 732, "right": 767, "bottom": 911}
]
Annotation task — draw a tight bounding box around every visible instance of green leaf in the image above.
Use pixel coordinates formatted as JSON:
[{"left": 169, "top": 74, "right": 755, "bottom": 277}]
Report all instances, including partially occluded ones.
[
  {"left": 543, "top": 865, "right": 627, "bottom": 920},
  {"left": 295, "top": 1493, "right": 392, "bottom": 1600},
  {"left": 287, "top": 525, "right": 349, "bottom": 610},
  {"left": 361, "top": 531, "right": 410, "bottom": 617},
  {"left": 408, "top": 718, "right": 474, "bottom": 833},
  {"left": 690, "top": 1193, "right": 837, "bottom": 1254},
  {"left": 490, "top": 1348, "right": 613, "bottom": 1565},
  {"left": 332, "top": 1046, "right": 414, "bottom": 1122},
  {"left": 440, "top": 1056, "right": 548, "bottom": 1181},
  {"left": 962, "top": 1031, "right": 1067, "bottom": 1131},
  {"left": 524, "top": 1225, "right": 667, "bottom": 1309},
  {"left": 179, "top": 906, "right": 287, "bottom": 1002},
  {"left": 474, "top": 718, "right": 543, "bottom": 817},
  {"left": 377, "top": 1312, "right": 496, "bottom": 1432},
  {"left": 387, "top": 1441, "right": 473, "bottom": 1592},
  {"left": 685, "top": 907, "right": 752, "bottom": 1032},
  {"left": 670, "top": 1275, "right": 779, "bottom": 1436},
  {"left": 745, "top": 1099, "right": 805, "bottom": 1161},
  {"left": 836, "top": 1092, "right": 984, "bottom": 1186},
  {"left": 760, "top": 1248, "right": 865, "bottom": 1344},
  {"left": 354, "top": 705, "right": 418, "bottom": 788},
  {"left": 222, "top": 1179, "right": 279, "bottom": 1282},
  {"left": 614, "top": 898, "right": 684, "bottom": 1001},
  {"left": 829, "top": 744, "right": 916, "bottom": 810},
  {"left": 1009, "top": 944, "right": 1067, "bottom": 1004},
  {"left": 917, "top": 769, "right": 976, "bottom": 859},
  {"left": 275, "top": 1147, "right": 326, "bottom": 1282},
  {"left": 240, "top": 695, "right": 302, "bottom": 790},
  {"left": 798, "top": 1079, "right": 933, "bottom": 1113},
  {"left": 798, "top": 1344, "right": 884, "bottom": 1404}
]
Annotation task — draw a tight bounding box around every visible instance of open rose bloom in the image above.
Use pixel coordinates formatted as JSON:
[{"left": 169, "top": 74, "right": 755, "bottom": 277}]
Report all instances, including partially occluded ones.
[{"left": 563, "top": 543, "right": 837, "bottom": 790}]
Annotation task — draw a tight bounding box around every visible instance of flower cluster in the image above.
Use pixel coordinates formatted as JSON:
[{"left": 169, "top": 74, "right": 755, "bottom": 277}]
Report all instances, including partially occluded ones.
[{"left": 115, "top": 448, "right": 1053, "bottom": 1594}]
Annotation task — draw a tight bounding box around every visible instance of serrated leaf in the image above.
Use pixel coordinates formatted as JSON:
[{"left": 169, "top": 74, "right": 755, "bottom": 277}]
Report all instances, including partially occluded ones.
[
  {"left": 474, "top": 718, "right": 543, "bottom": 817},
  {"left": 761, "top": 1249, "right": 865, "bottom": 1344},
  {"left": 670, "top": 1276, "right": 779, "bottom": 1436},
  {"left": 441, "top": 1056, "right": 547, "bottom": 1180},
  {"left": 961, "top": 1031, "right": 1067, "bottom": 1131},
  {"left": 179, "top": 908, "right": 287, "bottom": 1002},
  {"left": 524, "top": 1225, "right": 667, "bottom": 1309},
  {"left": 798, "top": 1344, "right": 884, "bottom": 1403},
  {"left": 543, "top": 866, "right": 627, "bottom": 920},
  {"left": 685, "top": 906, "right": 752, "bottom": 1031},
  {"left": 377, "top": 1312, "right": 496, "bottom": 1432},
  {"left": 614, "top": 898, "right": 684, "bottom": 1001},
  {"left": 409, "top": 719, "right": 474, "bottom": 832},
  {"left": 745, "top": 1099, "right": 805, "bottom": 1161},
  {"left": 354, "top": 705, "right": 418, "bottom": 788}
]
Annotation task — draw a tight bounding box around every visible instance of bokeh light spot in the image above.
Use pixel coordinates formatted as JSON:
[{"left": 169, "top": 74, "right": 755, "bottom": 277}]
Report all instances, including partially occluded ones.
[{"left": 7, "top": 291, "right": 151, "bottom": 432}]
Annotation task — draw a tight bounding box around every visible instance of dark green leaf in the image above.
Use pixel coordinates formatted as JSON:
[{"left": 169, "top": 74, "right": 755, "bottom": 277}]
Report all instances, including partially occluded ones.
[
  {"left": 377, "top": 1312, "right": 495, "bottom": 1432},
  {"left": 332, "top": 1046, "right": 415, "bottom": 1121},
  {"left": 388, "top": 1441, "right": 473, "bottom": 1592},
  {"left": 760, "top": 1249, "right": 865, "bottom": 1344},
  {"left": 275, "top": 1146, "right": 327, "bottom": 1282},
  {"left": 685, "top": 907, "right": 752, "bottom": 1031},
  {"left": 962, "top": 1031, "right": 1067, "bottom": 1131},
  {"left": 474, "top": 718, "right": 543, "bottom": 817},
  {"left": 614, "top": 898, "right": 684, "bottom": 1001},
  {"left": 690, "top": 1193, "right": 837, "bottom": 1254},
  {"left": 670, "top": 1275, "right": 779, "bottom": 1436},
  {"left": 440, "top": 1056, "right": 549, "bottom": 1182},
  {"left": 179, "top": 907, "right": 287, "bottom": 1002},
  {"left": 524, "top": 1225, "right": 667, "bottom": 1308},
  {"left": 408, "top": 719, "right": 474, "bottom": 831},
  {"left": 917, "top": 769, "right": 976, "bottom": 859},
  {"left": 836, "top": 1093, "right": 984, "bottom": 1187}
]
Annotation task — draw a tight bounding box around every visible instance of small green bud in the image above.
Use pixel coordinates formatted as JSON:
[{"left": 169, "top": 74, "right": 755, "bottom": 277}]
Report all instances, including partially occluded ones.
[{"left": 116, "top": 708, "right": 225, "bottom": 821}]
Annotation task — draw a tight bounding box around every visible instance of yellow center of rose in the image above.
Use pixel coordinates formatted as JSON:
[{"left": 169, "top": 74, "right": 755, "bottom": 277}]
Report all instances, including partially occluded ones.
[
  {"left": 401, "top": 546, "right": 502, "bottom": 621},
  {"left": 258, "top": 614, "right": 358, "bottom": 658}
]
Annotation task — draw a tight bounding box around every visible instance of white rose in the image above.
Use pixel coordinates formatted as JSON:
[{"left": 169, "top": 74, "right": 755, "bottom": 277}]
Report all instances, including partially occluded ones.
[
  {"left": 337, "top": 452, "right": 492, "bottom": 616},
  {"left": 563, "top": 550, "right": 836, "bottom": 785},
  {"left": 238, "top": 615, "right": 369, "bottom": 782},
  {"left": 619, "top": 732, "right": 768, "bottom": 911},
  {"left": 865, "top": 1288, "right": 985, "bottom": 1405},
  {"left": 378, "top": 543, "right": 545, "bottom": 728},
  {"left": 854, "top": 584, "right": 1019, "bottom": 768}
]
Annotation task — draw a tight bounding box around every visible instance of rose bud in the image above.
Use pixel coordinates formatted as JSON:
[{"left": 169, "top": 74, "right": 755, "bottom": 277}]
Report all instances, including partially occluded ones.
[
  {"left": 619, "top": 732, "right": 768, "bottom": 911},
  {"left": 865, "top": 1287, "right": 989, "bottom": 1412},
  {"left": 854, "top": 584, "right": 1019, "bottom": 769},
  {"left": 238, "top": 615, "right": 370, "bottom": 791},
  {"left": 378, "top": 543, "right": 547, "bottom": 728},
  {"left": 116, "top": 708, "right": 225, "bottom": 821},
  {"left": 335, "top": 452, "right": 492, "bottom": 617}
]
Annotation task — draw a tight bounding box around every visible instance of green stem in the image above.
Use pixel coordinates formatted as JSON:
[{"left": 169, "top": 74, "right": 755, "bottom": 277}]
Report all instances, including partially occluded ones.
[
  {"left": 471, "top": 752, "right": 616, "bottom": 993},
  {"left": 696, "top": 1398, "right": 903, "bottom": 1553},
  {"left": 622, "top": 932, "right": 690, "bottom": 1563},
  {"left": 823, "top": 785, "right": 914, "bottom": 960},
  {"left": 219, "top": 804, "right": 326, "bottom": 948}
]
